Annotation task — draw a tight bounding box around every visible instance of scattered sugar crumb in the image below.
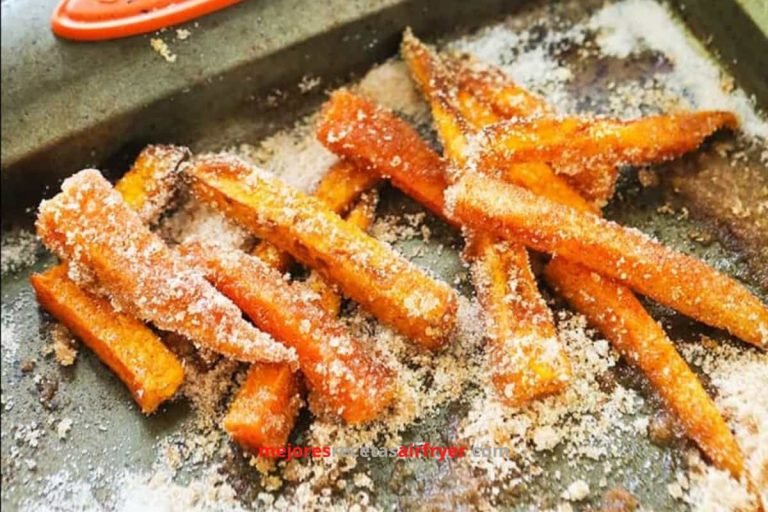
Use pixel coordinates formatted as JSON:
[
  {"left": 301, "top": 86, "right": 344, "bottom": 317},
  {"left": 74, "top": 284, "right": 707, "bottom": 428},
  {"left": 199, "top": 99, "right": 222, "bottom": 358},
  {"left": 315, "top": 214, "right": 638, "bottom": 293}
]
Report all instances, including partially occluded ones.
[
  {"left": 667, "top": 482, "right": 683, "bottom": 500},
  {"left": 1, "top": 230, "right": 40, "bottom": 275},
  {"left": 298, "top": 75, "right": 322, "bottom": 94},
  {"left": 150, "top": 38, "right": 177, "bottom": 63},
  {"left": 50, "top": 324, "right": 78, "bottom": 366},
  {"left": 56, "top": 418, "right": 73, "bottom": 440},
  {"left": 562, "top": 479, "right": 590, "bottom": 501}
]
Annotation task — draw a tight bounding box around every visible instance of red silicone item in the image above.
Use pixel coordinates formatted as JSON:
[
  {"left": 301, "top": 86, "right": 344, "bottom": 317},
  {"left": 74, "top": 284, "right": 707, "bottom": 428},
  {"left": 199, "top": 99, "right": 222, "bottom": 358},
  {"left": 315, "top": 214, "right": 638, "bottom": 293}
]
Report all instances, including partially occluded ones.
[{"left": 51, "top": 0, "right": 243, "bottom": 41}]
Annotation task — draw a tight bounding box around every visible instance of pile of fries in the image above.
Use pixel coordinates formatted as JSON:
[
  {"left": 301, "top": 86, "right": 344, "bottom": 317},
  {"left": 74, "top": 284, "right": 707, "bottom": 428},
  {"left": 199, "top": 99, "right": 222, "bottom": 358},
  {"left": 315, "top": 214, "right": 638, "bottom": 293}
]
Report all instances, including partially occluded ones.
[{"left": 31, "top": 31, "right": 766, "bottom": 499}]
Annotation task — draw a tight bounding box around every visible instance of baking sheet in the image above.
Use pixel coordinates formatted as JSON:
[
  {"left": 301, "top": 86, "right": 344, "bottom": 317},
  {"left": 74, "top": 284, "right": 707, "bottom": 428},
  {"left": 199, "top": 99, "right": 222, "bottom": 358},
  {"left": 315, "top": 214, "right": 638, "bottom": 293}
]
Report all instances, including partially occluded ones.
[{"left": 2, "top": 0, "right": 767, "bottom": 510}]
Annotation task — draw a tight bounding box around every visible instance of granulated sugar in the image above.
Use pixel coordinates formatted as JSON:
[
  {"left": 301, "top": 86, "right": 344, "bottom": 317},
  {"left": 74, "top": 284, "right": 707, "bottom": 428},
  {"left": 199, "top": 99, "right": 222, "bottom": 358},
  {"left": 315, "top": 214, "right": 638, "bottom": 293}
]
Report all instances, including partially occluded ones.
[
  {"left": 1, "top": 230, "right": 41, "bottom": 275},
  {"left": 680, "top": 341, "right": 768, "bottom": 510},
  {"left": 588, "top": 0, "right": 768, "bottom": 138}
]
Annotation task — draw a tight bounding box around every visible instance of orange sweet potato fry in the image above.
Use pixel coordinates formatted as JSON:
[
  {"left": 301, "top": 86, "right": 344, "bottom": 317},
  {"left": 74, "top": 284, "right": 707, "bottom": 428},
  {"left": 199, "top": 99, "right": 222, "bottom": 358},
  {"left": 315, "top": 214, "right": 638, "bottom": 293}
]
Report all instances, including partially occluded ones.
[
  {"left": 223, "top": 362, "right": 303, "bottom": 453},
  {"left": 251, "top": 159, "right": 380, "bottom": 272},
  {"left": 402, "top": 32, "right": 571, "bottom": 403},
  {"left": 466, "top": 235, "right": 571, "bottom": 404},
  {"left": 448, "top": 54, "right": 737, "bottom": 208},
  {"left": 227, "top": 187, "right": 381, "bottom": 448},
  {"left": 251, "top": 241, "right": 294, "bottom": 273},
  {"left": 187, "top": 155, "right": 457, "bottom": 350},
  {"left": 36, "top": 169, "right": 295, "bottom": 364},
  {"left": 114, "top": 144, "right": 189, "bottom": 224},
  {"left": 444, "top": 52, "right": 552, "bottom": 121},
  {"left": 312, "top": 159, "right": 381, "bottom": 214},
  {"left": 402, "top": 34, "right": 600, "bottom": 216},
  {"left": 304, "top": 189, "right": 380, "bottom": 316},
  {"left": 479, "top": 112, "right": 738, "bottom": 178},
  {"left": 449, "top": 55, "right": 743, "bottom": 461},
  {"left": 544, "top": 258, "right": 745, "bottom": 477},
  {"left": 318, "top": 90, "right": 452, "bottom": 223},
  {"left": 30, "top": 264, "right": 184, "bottom": 414},
  {"left": 30, "top": 147, "right": 189, "bottom": 413},
  {"left": 446, "top": 173, "right": 768, "bottom": 349},
  {"left": 401, "top": 31, "right": 473, "bottom": 165},
  {"left": 181, "top": 241, "right": 394, "bottom": 423},
  {"left": 443, "top": 54, "right": 618, "bottom": 206}
]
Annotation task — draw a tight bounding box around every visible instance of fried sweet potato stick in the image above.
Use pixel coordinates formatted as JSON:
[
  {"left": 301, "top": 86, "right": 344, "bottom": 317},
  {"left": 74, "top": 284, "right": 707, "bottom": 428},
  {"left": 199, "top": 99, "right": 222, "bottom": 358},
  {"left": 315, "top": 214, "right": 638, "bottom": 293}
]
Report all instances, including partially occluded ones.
[
  {"left": 115, "top": 145, "right": 190, "bottom": 224},
  {"left": 446, "top": 173, "right": 768, "bottom": 348},
  {"left": 226, "top": 187, "right": 380, "bottom": 449},
  {"left": 544, "top": 259, "right": 745, "bottom": 477},
  {"left": 223, "top": 362, "right": 303, "bottom": 453},
  {"left": 36, "top": 169, "right": 295, "bottom": 364},
  {"left": 450, "top": 54, "right": 752, "bottom": 474},
  {"left": 30, "top": 265, "right": 184, "bottom": 414},
  {"left": 318, "top": 90, "right": 451, "bottom": 222},
  {"left": 181, "top": 241, "right": 394, "bottom": 423},
  {"left": 402, "top": 32, "right": 571, "bottom": 403},
  {"left": 251, "top": 160, "right": 379, "bottom": 272},
  {"left": 443, "top": 52, "right": 552, "bottom": 121},
  {"left": 304, "top": 189, "right": 380, "bottom": 316},
  {"left": 465, "top": 235, "right": 571, "bottom": 403},
  {"left": 318, "top": 91, "right": 597, "bottom": 221},
  {"left": 311, "top": 159, "right": 382, "bottom": 214},
  {"left": 447, "top": 55, "right": 737, "bottom": 208},
  {"left": 30, "top": 146, "right": 189, "bottom": 413},
  {"left": 442, "top": 54, "right": 618, "bottom": 205},
  {"left": 187, "top": 155, "right": 457, "bottom": 350},
  {"left": 478, "top": 112, "right": 738, "bottom": 178}
]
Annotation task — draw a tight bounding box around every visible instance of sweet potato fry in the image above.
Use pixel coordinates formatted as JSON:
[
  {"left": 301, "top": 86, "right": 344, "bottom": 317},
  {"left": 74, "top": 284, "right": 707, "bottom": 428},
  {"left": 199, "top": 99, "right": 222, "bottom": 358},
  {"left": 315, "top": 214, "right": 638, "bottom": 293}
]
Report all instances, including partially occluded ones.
[
  {"left": 402, "top": 33, "right": 599, "bottom": 216},
  {"left": 478, "top": 112, "right": 738, "bottom": 178},
  {"left": 544, "top": 258, "right": 745, "bottom": 477},
  {"left": 465, "top": 235, "right": 571, "bottom": 404},
  {"left": 304, "top": 189, "right": 380, "bottom": 316},
  {"left": 402, "top": 32, "right": 571, "bottom": 404},
  {"left": 181, "top": 241, "right": 394, "bottom": 423},
  {"left": 318, "top": 90, "right": 452, "bottom": 223},
  {"left": 114, "top": 144, "right": 189, "bottom": 224},
  {"left": 36, "top": 169, "right": 295, "bottom": 364},
  {"left": 443, "top": 54, "right": 618, "bottom": 206},
  {"left": 251, "top": 241, "right": 294, "bottom": 272},
  {"left": 446, "top": 173, "right": 768, "bottom": 348},
  {"left": 251, "top": 159, "right": 380, "bottom": 272},
  {"left": 401, "top": 31, "right": 473, "bottom": 165},
  {"left": 448, "top": 54, "right": 737, "bottom": 208},
  {"left": 30, "top": 264, "right": 184, "bottom": 414},
  {"left": 227, "top": 187, "right": 381, "bottom": 448},
  {"left": 311, "top": 159, "right": 381, "bottom": 214},
  {"left": 223, "top": 362, "right": 303, "bottom": 453},
  {"left": 30, "top": 147, "right": 189, "bottom": 413},
  {"left": 187, "top": 155, "right": 457, "bottom": 350},
  {"left": 444, "top": 52, "right": 552, "bottom": 121}
]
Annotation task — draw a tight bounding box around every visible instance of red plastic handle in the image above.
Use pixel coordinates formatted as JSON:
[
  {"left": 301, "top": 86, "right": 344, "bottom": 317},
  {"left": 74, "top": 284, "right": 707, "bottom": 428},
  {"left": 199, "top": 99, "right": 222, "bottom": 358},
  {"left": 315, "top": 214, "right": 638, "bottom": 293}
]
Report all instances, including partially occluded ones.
[{"left": 51, "top": 0, "right": 243, "bottom": 41}]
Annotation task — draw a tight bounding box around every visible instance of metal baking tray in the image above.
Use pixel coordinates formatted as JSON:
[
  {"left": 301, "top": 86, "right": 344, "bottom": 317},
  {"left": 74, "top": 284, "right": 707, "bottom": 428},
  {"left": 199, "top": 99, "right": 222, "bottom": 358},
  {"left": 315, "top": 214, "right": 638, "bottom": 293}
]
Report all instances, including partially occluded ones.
[{"left": 2, "top": 0, "right": 766, "bottom": 510}]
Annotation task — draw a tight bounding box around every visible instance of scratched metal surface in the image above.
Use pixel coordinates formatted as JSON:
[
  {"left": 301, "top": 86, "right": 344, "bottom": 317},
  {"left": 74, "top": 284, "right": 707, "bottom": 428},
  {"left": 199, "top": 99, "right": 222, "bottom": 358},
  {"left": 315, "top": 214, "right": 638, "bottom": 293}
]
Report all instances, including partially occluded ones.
[{"left": 2, "top": 0, "right": 766, "bottom": 510}]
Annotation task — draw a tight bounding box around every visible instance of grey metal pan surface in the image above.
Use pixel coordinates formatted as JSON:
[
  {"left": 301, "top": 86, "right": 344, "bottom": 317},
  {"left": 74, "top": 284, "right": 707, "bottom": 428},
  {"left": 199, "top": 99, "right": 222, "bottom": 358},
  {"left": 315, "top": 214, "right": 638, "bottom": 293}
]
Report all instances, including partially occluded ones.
[{"left": 2, "top": 0, "right": 767, "bottom": 510}]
